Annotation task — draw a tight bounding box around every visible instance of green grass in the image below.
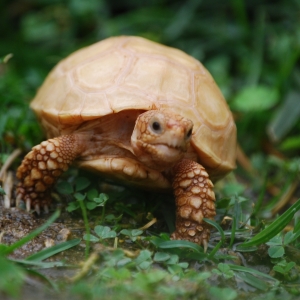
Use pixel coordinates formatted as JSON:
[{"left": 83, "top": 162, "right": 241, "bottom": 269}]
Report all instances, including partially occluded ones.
[{"left": 1, "top": 0, "right": 300, "bottom": 299}]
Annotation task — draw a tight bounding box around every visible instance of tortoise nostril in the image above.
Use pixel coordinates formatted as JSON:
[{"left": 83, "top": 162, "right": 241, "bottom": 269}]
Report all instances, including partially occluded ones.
[{"left": 186, "top": 128, "right": 192, "bottom": 139}]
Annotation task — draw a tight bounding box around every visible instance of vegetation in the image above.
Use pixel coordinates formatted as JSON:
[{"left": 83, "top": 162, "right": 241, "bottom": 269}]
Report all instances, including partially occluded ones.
[{"left": 1, "top": 0, "right": 300, "bottom": 299}]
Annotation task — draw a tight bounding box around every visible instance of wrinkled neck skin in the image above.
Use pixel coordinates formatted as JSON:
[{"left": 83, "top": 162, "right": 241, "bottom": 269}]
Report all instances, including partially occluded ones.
[{"left": 130, "top": 110, "right": 193, "bottom": 172}]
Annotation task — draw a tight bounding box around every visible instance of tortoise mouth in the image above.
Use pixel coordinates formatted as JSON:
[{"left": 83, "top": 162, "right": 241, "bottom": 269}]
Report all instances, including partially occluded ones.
[
  {"left": 153, "top": 141, "right": 187, "bottom": 152},
  {"left": 150, "top": 133, "right": 190, "bottom": 152},
  {"left": 154, "top": 143, "right": 183, "bottom": 153},
  {"left": 148, "top": 143, "right": 185, "bottom": 165}
]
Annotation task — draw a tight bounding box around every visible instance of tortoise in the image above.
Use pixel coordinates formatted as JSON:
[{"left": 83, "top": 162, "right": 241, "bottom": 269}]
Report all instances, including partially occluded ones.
[{"left": 17, "top": 36, "right": 236, "bottom": 249}]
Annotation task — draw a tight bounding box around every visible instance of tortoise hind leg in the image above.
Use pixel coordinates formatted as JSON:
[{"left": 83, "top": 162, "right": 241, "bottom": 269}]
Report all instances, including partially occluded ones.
[
  {"left": 171, "top": 159, "right": 216, "bottom": 251},
  {"left": 16, "top": 134, "right": 84, "bottom": 213}
]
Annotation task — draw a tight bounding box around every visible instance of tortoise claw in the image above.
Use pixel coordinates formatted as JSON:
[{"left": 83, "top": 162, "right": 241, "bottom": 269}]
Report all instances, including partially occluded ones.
[
  {"left": 35, "top": 203, "right": 41, "bottom": 215},
  {"left": 202, "top": 239, "right": 208, "bottom": 253},
  {"left": 26, "top": 199, "right": 31, "bottom": 212}
]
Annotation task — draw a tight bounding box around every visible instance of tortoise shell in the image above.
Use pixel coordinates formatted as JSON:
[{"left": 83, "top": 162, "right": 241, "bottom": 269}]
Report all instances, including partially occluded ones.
[{"left": 30, "top": 36, "right": 236, "bottom": 182}]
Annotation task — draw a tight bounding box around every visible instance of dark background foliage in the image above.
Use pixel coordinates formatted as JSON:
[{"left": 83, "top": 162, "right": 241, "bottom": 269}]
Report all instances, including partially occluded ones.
[{"left": 1, "top": 0, "right": 299, "bottom": 180}]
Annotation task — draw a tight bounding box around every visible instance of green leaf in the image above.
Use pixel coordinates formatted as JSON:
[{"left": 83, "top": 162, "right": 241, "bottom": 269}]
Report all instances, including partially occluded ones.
[
  {"left": 131, "top": 229, "right": 143, "bottom": 237},
  {"left": 87, "top": 188, "right": 98, "bottom": 201},
  {"left": 273, "top": 260, "right": 296, "bottom": 275},
  {"left": 138, "top": 260, "right": 152, "bottom": 270},
  {"left": 94, "top": 225, "right": 116, "bottom": 239},
  {"left": 266, "top": 235, "right": 282, "bottom": 246},
  {"left": 167, "top": 264, "right": 184, "bottom": 276},
  {"left": 153, "top": 252, "right": 171, "bottom": 262},
  {"left": 285, "top": 261, "right": 296, "bottom": 272},
  {"left": 135, "top": 250, "right": 152, "bottom": 266},
  {"left": 218, "top": 262, "right": 230, "bottom": 273},
  {"left": 116, "top": 258, "right": 132, "bottom": 268},
  {"left": 120, "top": 229, "right": 143, "bottom": 241},
  {"left": 217, "top": 263, "right": 234, "bottom": 279},
  {"left": 273, "top": 266, "right": 285, "bottom": 274},
  {"left": 239, "top": 199, "right": 300, "bottom": 248},
  {"left": 94, "top": 193, "right": 109, "bottom": 205},
  {"left": 209, "top": 287, "right": 237, "bottom": 300},
  {"left": 283, "top": 231, "right": 296, "bottom": 245},
  {"left": 66, "top": 201, "right": 80, "bottom": 212},
  {"left": 268, "top": 245, "right": 285, "bottom": 258},
  {"left": 166, "top": 254, "right": 179, "bottom": 265},
  {"left": 74, "top": 192, "right": 86, "bottom": 201},
  {"left": 232, "top": 85, "right": 279, "bottom": 112},
  {"left": 75, "top": 177, "right": 91, "bottom": 192},
  {"left": 212, "top": 269, "right": 222, "bottom": 276},
  {"left": 56, "top": 181, "right": 73, "bottom": 195},
  {"left": 83, "top": 234, "right": 99, "bottom": 242},
  {"left": 178, "top": 262, "right": 189, "bottom": 269},
  {"left": 86, "top": 201, "right": 98, "bottom": 210}
]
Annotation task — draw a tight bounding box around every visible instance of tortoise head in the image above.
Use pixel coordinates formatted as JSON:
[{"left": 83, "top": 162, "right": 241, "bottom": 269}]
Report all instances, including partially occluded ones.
[{"left": 131, "top": 110, "right": 193, "bottom": 171}]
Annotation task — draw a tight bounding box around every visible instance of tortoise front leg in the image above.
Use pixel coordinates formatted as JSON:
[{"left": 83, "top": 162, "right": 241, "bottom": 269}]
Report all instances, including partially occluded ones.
[
  {"left": 171, "top": 159, "right": 216, "bottom": 251},
  {"left": 16, "top": 134, "right": 84, "bottom": 213}
]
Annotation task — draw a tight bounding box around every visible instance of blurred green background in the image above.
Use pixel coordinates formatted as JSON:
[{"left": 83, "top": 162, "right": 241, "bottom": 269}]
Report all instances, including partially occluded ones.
[{"left": 1, "top": 0, "right": 300, "bottom": 168}]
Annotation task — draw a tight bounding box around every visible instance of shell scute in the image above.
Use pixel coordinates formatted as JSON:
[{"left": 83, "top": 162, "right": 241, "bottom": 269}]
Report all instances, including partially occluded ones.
[
  {"left": 123, "top": 56, "right": 192, "bottom": 103},
  {"left": 73, "top": 50, "right": 128, "bottom": 92}
]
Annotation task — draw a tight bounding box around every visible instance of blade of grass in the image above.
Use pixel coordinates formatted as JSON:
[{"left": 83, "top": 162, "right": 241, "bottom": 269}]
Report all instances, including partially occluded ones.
[
  {"left": 229, "top": 216, "right": 237, "bottom": 249},
  {"left": 204, "top": 218, "right": 225, "bottom": 259},
  {"left": 11, "top": 259, "right": 66, "bottom": 268},
  {"left": 238, "top": 199, "right": 300, "bottom": 248},
  {"left": 228, "top": 264, "right": 279, "bottom": 284},
  {"left": 25, "top": 269, "right": 59, "bottom": 291},
  {"left": 78, "top": 200, "right": 90, "bottom": 259},
  {"left": 157, "top": 240, "right": 203, "bottom": 254},
  {"left": 253, "top": 172, "right": 267, "bottom": 215},
  {"left": 25, "top": 238, "right": 81, "bottom": 261},
  {"left": 235, "top": 272, "right": 269, "bottom": 291}
]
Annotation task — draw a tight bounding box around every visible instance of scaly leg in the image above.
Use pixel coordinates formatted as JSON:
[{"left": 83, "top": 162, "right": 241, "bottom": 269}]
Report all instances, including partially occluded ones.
[
  {"left": 16, "top": 134, "right": 84, "bottom": 213},
  {"left": 171, "top": 159, "right": 216, "bottom": 251}
]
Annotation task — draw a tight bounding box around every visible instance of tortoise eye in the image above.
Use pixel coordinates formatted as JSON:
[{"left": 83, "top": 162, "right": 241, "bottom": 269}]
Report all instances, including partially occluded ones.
[{"left": 151, "top": 121, "right": 162, "bottom": 133}]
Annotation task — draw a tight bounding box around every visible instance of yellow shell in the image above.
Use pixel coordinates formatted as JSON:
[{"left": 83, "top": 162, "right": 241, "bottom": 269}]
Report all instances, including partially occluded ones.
[{"left": 31, "top": 36, "right": 236, "bottom": 181}]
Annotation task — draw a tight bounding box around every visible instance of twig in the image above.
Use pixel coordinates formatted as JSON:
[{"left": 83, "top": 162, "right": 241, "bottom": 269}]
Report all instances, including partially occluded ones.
[
  {"left": 138, "top": 218, "right": 157, "bottom": 231},
  {"left": 271, "top": 178, "right": 299, "bottom": 215},
  {"left": 0, "top": 148, "right": 22, "bottom": 180}
]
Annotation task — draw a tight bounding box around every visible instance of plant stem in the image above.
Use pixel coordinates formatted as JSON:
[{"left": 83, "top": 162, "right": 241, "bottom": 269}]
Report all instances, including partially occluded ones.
[{"left": 79, "top": 200, "right": 90, "bottom": 259}]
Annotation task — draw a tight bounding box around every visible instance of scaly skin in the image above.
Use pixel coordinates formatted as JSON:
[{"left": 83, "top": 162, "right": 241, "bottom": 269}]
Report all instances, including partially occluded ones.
[
  {"left": 16, "top": 135, "right": 83, "bottom": 212},
  {"left": 171, "top": 159, "right": 216, "bottom": 251}
]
